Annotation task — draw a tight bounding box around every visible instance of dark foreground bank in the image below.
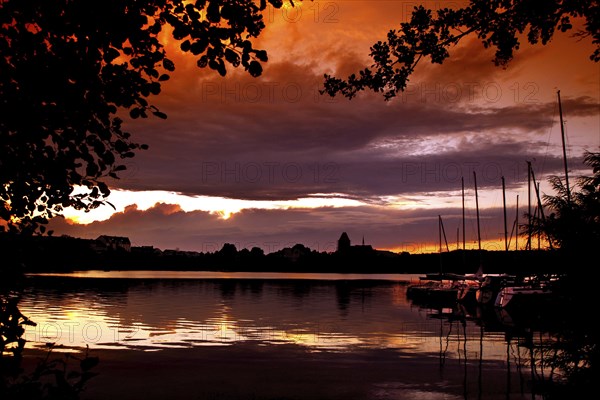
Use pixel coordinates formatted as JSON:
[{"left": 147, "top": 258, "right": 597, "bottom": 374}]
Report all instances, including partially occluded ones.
[{"left": 20, "top": 343, "right": 537, "bottom": 400}]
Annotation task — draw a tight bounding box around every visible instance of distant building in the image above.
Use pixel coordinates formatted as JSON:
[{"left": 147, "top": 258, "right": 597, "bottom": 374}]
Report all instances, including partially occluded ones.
[
  {"left": 337, "top": 232, "right": 351, "bottom": 252},
  {"left": 337, "top": 232, "right": 374, "bottom": 255},
  {"left": 95, "top": 235, "right": 131, "bottom": 252}
]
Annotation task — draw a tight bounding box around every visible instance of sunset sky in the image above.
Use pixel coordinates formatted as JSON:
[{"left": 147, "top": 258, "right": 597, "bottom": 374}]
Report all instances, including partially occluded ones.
[{"left": 49, "top": 1, "right": 600, "bottom": 254}]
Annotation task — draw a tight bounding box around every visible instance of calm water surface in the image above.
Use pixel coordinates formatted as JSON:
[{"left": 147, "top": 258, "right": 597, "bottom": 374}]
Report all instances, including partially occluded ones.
[
  {"left": 14, "top": 271, "right": 558, "bottom": 399},
  {"left": 22, "top": 272, "right": 442, "bottom": 351}
]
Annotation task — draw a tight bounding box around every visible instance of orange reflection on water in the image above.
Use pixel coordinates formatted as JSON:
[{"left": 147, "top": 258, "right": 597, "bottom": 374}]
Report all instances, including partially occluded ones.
[{"left": 19, "top": 272, "right": 512, "bottom": 360}]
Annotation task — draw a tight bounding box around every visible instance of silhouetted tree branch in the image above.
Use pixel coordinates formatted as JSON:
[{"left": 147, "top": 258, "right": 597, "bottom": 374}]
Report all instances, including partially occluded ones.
[
  {"left": 322, "top": 0, "right": 599, "bottom": 100},
  {"left": 1, "top": 296, "right": 99, "bottom": 399},
  {"left": 0, "top": 0, "right": 290, "bottom": 234}
]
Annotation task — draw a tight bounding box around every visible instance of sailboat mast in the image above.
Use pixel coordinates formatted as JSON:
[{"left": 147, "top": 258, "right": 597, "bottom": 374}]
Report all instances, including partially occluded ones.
[
  {"left": 462, "top": 176, "right": 466, "bottom": 250},
  {"left": 502, "top": 176, "right": 508, "bottom": 252},
  {"left": 474, "top": 171, "right": 482, "bottom": 252},
  {"left": 557, "top": 90, "right": 571, "bottom": 204},
  {"left": 527, "top": 161, "right": 532, "bottom": 250},
  {"left": 537, "top": 182, "right": 541, "bottom": 250},
  {"left": 456, "top": 227, "right": 459, "bottom": 251},
  {"left": 515, "top": 195, "right": 519, "bottom": 251},
  {"left": 440, "top": 217, "right": 450, "bottom": 252},
  {"left": 530, "top": 165, "right": 554, "bottom": 250},
  {"left": 438, "top": 215, "right": 443, "bottom": 274}
]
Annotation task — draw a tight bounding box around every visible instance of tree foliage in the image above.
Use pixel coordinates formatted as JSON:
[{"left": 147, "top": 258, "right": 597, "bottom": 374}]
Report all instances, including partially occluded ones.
[
  {"left": 322, "top": 0, "right": 599, "bottom": 100},
  {"left": 0, "top": 0, "right": 288, "bottom": 233},
  {"left": 537, "top": 152, "right": 600, "bottom": 254}
]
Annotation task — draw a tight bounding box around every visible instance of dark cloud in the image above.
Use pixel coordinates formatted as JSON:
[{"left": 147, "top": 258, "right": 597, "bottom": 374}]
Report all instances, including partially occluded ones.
[{"left": 111, "top": 56, "right": 595, "bottom": 201}]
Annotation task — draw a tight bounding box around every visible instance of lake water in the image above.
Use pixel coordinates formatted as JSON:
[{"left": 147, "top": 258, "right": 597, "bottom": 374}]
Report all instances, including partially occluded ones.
[{"left": 11, "top": 271, "right": 562, "bottom": 399}]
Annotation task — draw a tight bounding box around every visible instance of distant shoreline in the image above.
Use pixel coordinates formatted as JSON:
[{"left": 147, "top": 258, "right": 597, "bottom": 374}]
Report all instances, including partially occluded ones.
[
  {"left": 1, "top": 232, "right": 581, "bottom": 276},
  {"left": 25, "top": 270, "right": 422, "bottom": 281}
]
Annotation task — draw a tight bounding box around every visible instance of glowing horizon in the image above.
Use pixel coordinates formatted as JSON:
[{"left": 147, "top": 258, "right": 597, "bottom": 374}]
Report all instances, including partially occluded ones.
[{"left": 61, "top": 188, "right": 368, "bottom": 224}]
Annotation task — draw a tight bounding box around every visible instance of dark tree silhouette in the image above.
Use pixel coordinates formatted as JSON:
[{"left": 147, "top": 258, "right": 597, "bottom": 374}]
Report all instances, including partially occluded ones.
[
  {"left": 537, "top": 151, "right": 600, "bottom": 254},
  {"left": 219, "top": 242, "right": 238, "bottom": 257},
  {"left": 322, "top": 0, "right": 599, "bottom": 100},
  {"left": 0, "top": 0, "right": 289, "bottom": 233}
]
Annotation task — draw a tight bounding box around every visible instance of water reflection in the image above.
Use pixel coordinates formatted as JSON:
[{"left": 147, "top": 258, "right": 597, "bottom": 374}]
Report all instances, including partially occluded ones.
[
  {"left": 20, "top": 276, "right": 426, "bottom": 352},
  {"left": 17, "top": 274, "right": 510, "bottom": 356},
  {"left": 10, "top": 272, "right": 593, "bottom": 399},
  {"left": 409, "top": 293, "right": 595, "bottom": 400}
]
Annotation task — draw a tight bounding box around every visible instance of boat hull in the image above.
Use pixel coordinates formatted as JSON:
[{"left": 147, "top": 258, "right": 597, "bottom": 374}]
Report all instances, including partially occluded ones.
[{"left": 495, "top": 287, "right": 553, "bottom": 309}]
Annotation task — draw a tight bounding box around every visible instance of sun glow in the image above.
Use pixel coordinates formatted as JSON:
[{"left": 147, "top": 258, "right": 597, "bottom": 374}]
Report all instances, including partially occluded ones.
[
  {"left": 60, "top": 187, "right": 366, "bottom": 224},
  {"left": 383, "top": 236, "right": 548, "bottom": 254},
  {"left": 65, "top": 310, "right": 81, "bottom": 321}
]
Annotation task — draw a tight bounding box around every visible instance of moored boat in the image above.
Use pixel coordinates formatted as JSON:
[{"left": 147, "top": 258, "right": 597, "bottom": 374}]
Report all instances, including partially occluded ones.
[
  {"left": 475, "top": 275, "right": 516, "bottom": 305},
  {"left": 494, "top": 274, "right": 560, "bottom": 309},
  {"left": 407, "top": 280, "right": 459, "bottom": 307},
  {"left": 456, "top": 280, "right": 479, "bottom": 303},
  {"left": 495, "top": 286, "right": 553, "bottom": 308}
]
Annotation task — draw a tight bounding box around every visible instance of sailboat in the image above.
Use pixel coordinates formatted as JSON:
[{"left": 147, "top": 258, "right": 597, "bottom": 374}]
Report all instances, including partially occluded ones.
[
  {"left": 426, "top": 216, "right": 462, "bottom": 304},
  {"left": 406, "top": 216, "right": 461, "bottom": 307},
  {"left": 456, "top": 174, "right": 489, "bottom": 303},
  {"left": 495, "top": 164, "right": 558, "bottom": 308},
  {"left": 470, "top": 171, "right": 522, "bottom": 305},
  {"left": 495, "top": 90, "right": 567, "bottom": 309},
  {"left": 494, "top": 280, "right": 555, "bottom": 308},
  {"left": 456, "top": 275, "right": 481, "bottom": 303}
]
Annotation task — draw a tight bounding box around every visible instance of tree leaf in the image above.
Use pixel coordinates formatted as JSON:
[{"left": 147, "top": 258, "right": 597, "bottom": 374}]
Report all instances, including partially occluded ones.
[
  {"left": 225, "top": 48, "right": 240, "bottom": 67},
  {"left": 206, "top": 2, "right": 221, "bottom": 23},
  {"left": 181, "top": 40, "right": 191, "bottom": 52},
  {"left": 129, "top": 108, "right": 141, "bottom": 119},
  {"left": 163, "top": 58, "right": 175, "bottom": 71},
  {"left": 197, "top": 56, "right": 208, "bottom": 68},
  {"left": 190, "top": 39, "right": 208, "bottom": 55},
  {"left": 153, "top": 110, "right": 168, "bottom": 119},
  {"left": 254, "top": 50, "right": 268, "bottom": 62},
  {"left": 248, "top": 61, "right": 263, "bottom": 77}
]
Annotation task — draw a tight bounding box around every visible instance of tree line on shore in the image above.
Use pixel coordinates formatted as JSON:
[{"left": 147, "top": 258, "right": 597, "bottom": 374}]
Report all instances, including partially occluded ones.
[{"left": 0, "top": 231, "right": 575, "bottom": 275}]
